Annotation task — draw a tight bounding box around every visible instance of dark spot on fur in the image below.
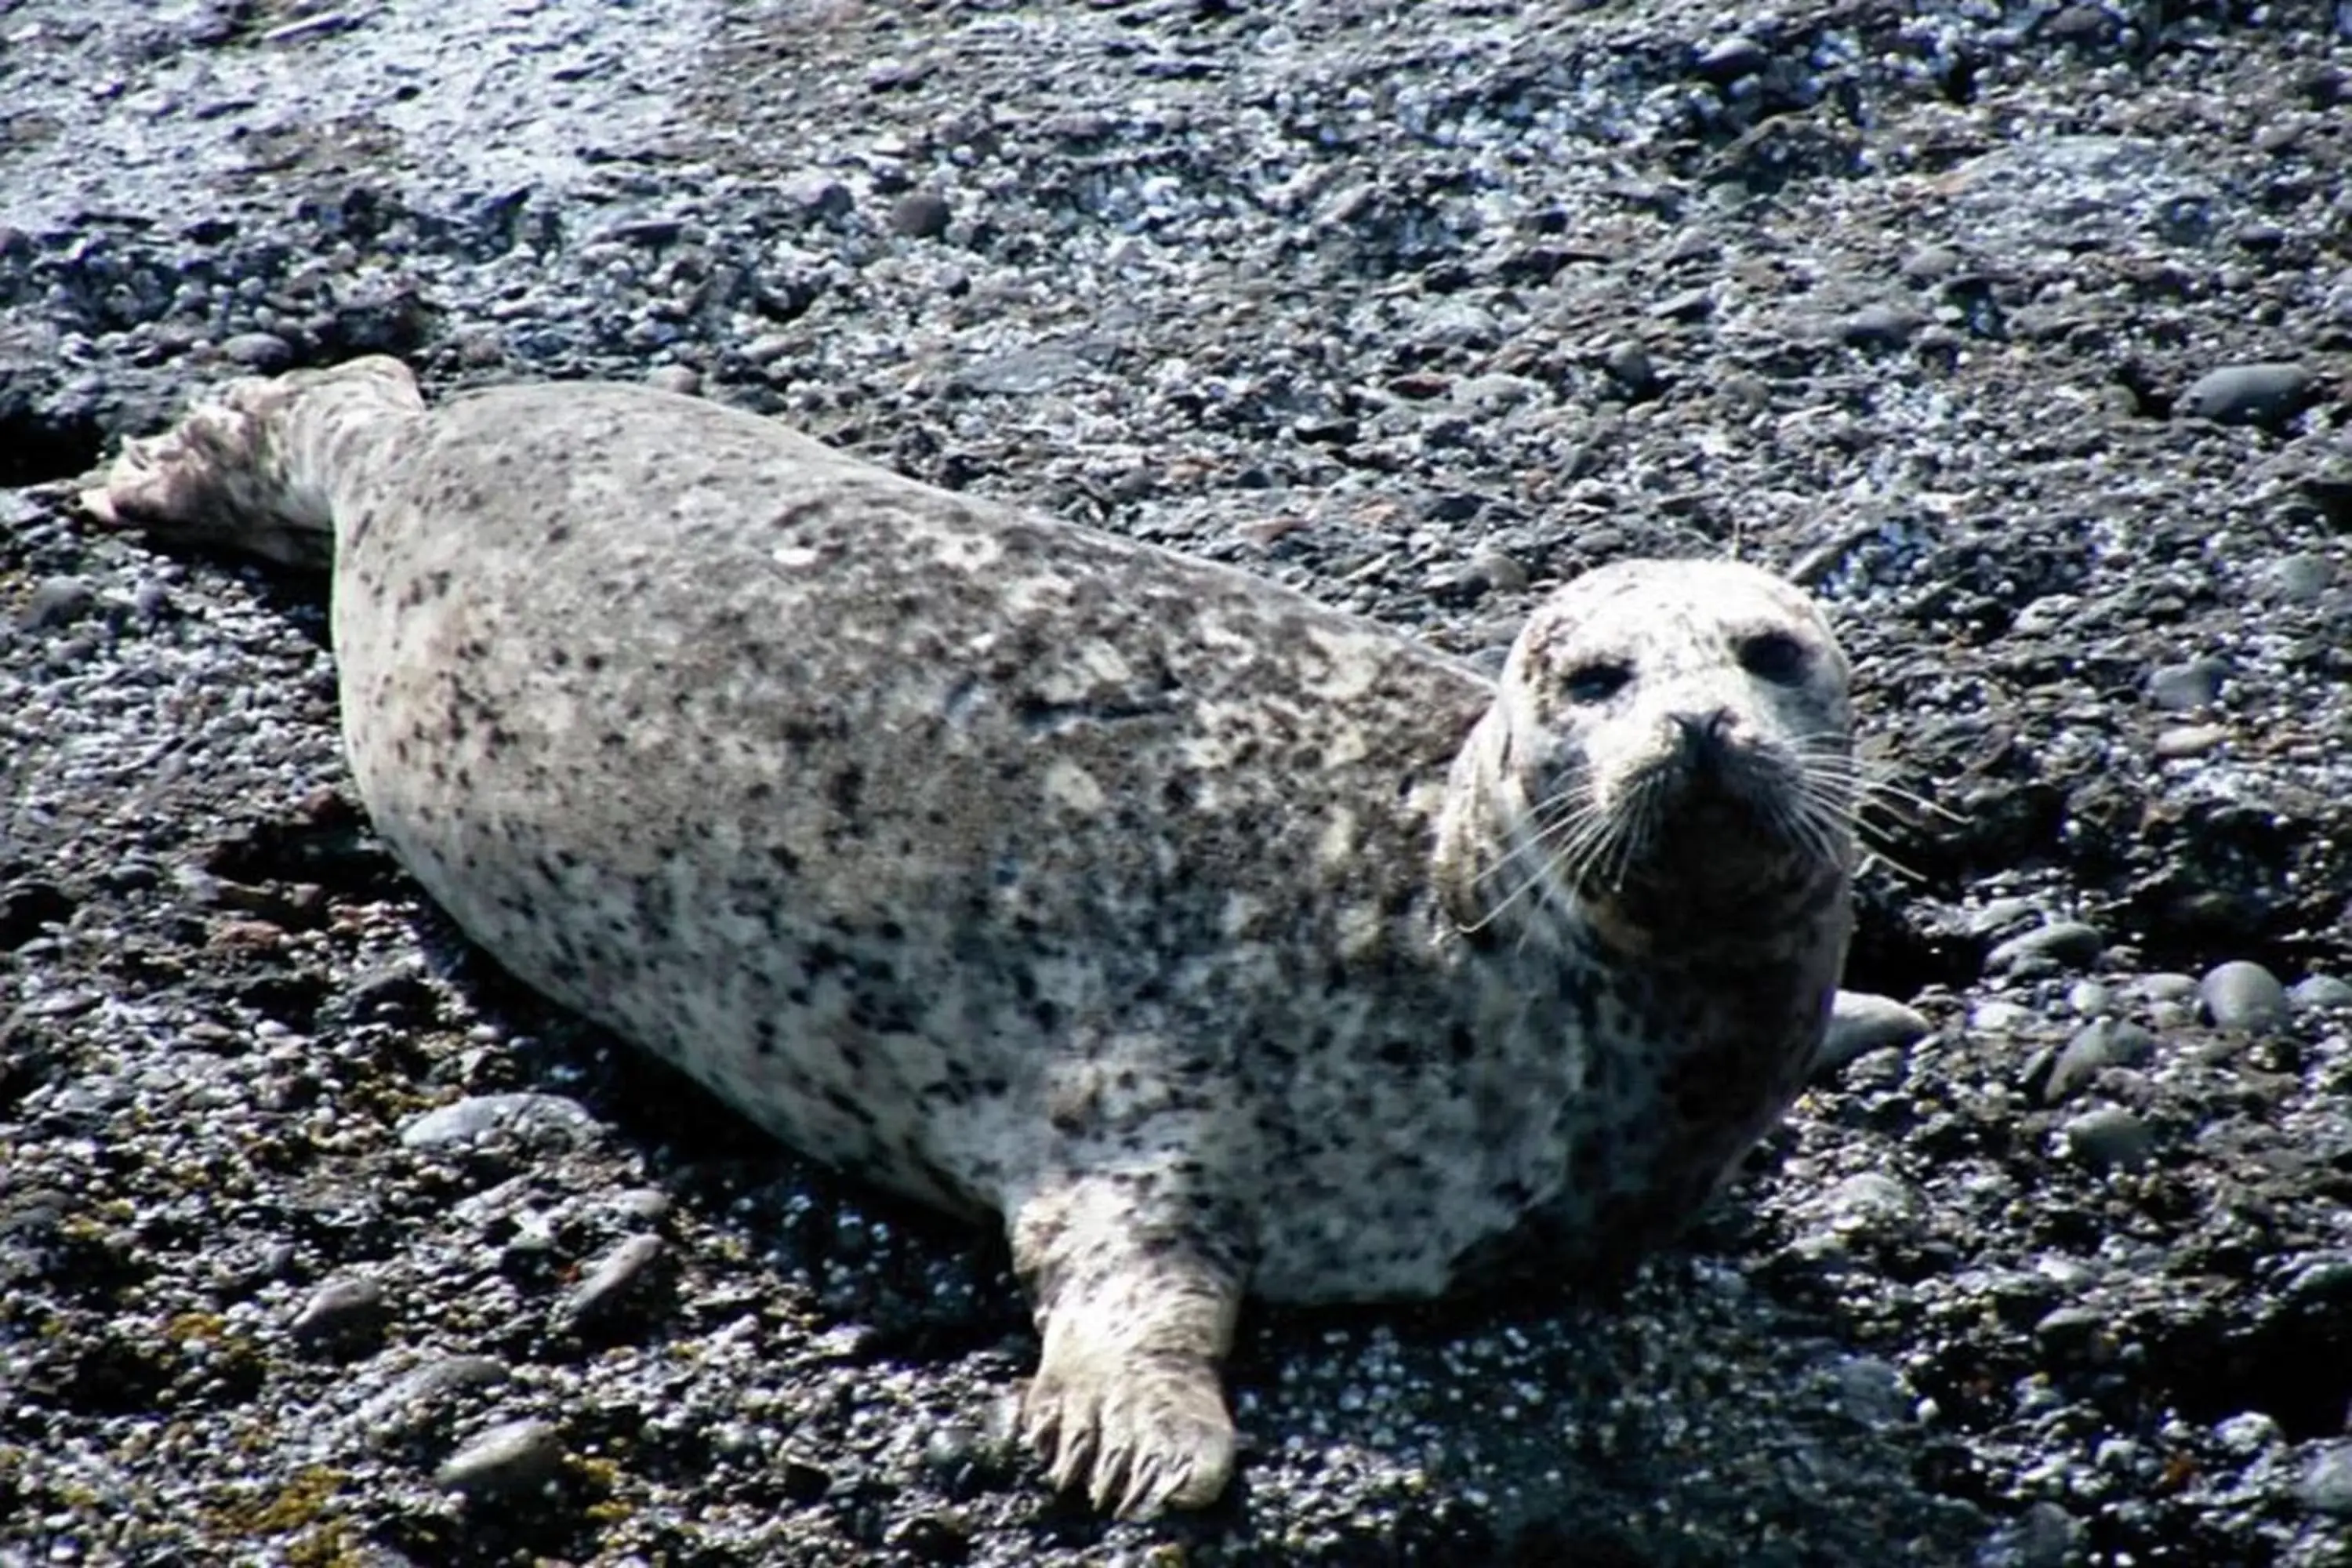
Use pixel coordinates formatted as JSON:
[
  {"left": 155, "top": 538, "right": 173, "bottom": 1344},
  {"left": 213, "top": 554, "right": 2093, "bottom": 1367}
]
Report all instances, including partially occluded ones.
[{"left": 829, "top": 766, "right": 864, "bottom": 817}]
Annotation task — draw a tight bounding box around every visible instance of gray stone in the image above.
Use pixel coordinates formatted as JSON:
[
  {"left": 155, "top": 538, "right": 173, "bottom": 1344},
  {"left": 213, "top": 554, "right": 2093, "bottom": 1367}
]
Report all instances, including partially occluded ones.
[
  {"left": 1817, "top": 991, "right": 1932, "bottom": 1075},
  {"left": 2147, "top": 657, "right": 2228, "bottom": 713},
  {"left": 888, "top": 189, "right": 952, "bottom": 239},
  {"left": 2178, "top": 361, "right": 2314, "bottom": 430},
  {"left": 2200, "top": 960, "right": 2288, "bottom": 1031},
  {"left": 2063, "top": 1106, "right": 2156, "bottom": 1169},
  {"left": 2288, "top": 975, "right": 2352, "bottom": 1012},
  {"left": 20, "top": 576, "right": 97, "bottom": 631},
  {"left": 2298, "top": 1442, "right": 2352, "bottom": 1519},
  {"left": 292, "top": 1274, "right": 390, "bottom": 1348},
  {"left": 434, "top": 1417, "right": 567, "bottom": 1497},
  {"left": 399, "top": 1092, "right": 597, "bottom": 1150},
  {"left": 2045, "top": 1018, "right": 2157, "bottom": 1102},
  {"left": 1985, "top": 920, "right": 2107, "bottom": 975},
  {"left": 221, "top": 331, "right": 294, "bottom": 370}
]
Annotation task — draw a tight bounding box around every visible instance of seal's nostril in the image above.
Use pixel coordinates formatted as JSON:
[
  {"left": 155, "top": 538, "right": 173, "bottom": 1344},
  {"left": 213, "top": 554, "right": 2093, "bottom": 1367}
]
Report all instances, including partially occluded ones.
[{"left": 1672, "top": 709, "right": 1737, "bottom": 758}]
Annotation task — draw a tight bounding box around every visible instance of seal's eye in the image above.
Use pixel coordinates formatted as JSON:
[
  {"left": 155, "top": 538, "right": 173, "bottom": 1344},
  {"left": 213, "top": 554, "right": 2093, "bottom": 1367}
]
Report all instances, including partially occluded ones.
[
  {"left": 1737, "top": 630, "right": 1809, "bottom": 684},
  {"left": 1563, "top": 662, "right": 1631, "bottom": 703}
]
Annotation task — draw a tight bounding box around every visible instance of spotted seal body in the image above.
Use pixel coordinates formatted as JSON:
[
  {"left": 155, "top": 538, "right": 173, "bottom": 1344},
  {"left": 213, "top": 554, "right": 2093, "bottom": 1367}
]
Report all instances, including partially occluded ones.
[{"left": 87, "top": 356, "right": 1859, "bottom": 1517}]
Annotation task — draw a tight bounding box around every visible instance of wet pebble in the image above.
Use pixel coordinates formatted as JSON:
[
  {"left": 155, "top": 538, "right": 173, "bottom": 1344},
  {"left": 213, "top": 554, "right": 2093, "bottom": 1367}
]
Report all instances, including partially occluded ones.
[
  {"left": 2154, "top": 723, "right": 2228, "bottom": 758},
  {"left": 1841, "top": 303, "right": 1922, "bottom": 348},
  {"left": 220, "top": 330, "right": 293, "bottom": 370},
  {"left": 1969, "top": 999, "right": 2040, "bottom": 1034},
  {"left": 2177, "top": 361, "right": 2313, "bottom": 430},
  {"left": 1817, "top": 991, "right": 1931, "bottom": 1075},
  {"left": 2130, "top": 973, "right": 2201, "bottom": 1005},
  {"left": 563, "top": 1232, "right": 669, "bottom": 1324},
  {"left": 781, "top": 171, "right": 853, "bottom": 220},
  {"left": 2288, "top": 975, "right": 2352, "bottom": 1012},
  {"left": 2263, "top": 552, "right": 2333, "bottom": 602},
  {"left": 2031, "top": 1305, "right": 2109, "bottom": 1358},
  {"left": 2066, "top": 979, "right": 2113, "bottom": 1017},
  {"left": 644, "top": 365, "right": 700, "bottom": 397},
  {"left": 19, "top": 575, "right": 97, "bottom": 631},
  {"left": 1985, "top": 920, "right": 2106, "bottom": 976},
  {"left": 2043, "top": 1018, "right": 2157, "bottom": 1102},
  {"left": 2298, "top": 1442, "right": 2352, "bottom": 1519},
  {"left": 2062, "top": 1106, "right": 2156, "bottom": 1169},
  {"left": 2146, "top": 657, "right": 2228, "bottom": 712},
  {"left": 400, "top": 1091, "right": 597, "bottom": 1149},
  {"left": 291, "top": 1275, "right": 390, "bottom": 1351},
  {"left": 2200, "top": 960, "right": 2287, "bottom": 1031},
  {"left": 887, "top": 1511, "right": 975, "bottom": 1563},
  {"left": 436, "top": 1417, "right": 567, "bottom": 1497},
  {"left": 1695, "top": 34, "right": 1769, "bottom": 83},
  {"left": 1978, "top": 1498, "right": 2084, "bottom": 1568},
  {"left": 889, "top": 190, "right": 953, "bottom": 239}
]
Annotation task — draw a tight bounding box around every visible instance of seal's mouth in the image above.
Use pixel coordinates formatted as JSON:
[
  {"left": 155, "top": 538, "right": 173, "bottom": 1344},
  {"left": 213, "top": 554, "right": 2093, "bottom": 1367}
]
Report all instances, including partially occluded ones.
[{"left": 1536, "top": 738, "right": 1847, "bottom": 909}]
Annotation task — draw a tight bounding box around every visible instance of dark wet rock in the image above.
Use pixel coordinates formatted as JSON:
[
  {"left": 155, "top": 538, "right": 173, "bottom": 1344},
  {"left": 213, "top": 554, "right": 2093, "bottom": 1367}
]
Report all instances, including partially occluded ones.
[
  {"left": 1693, "top": 34, "right": 1769, "bottom": 85},
  {"left": 780, "top": 171, "right": 854, "bottom": 220},
  {"left": 1601, "top": 342, "right": 1661, "bottom": 400},
  {"left": 1, "top": 880, "right": 75, "bottom": 950},
  {"left": 2178, "top": 361, "right": 2316, "bottom": 430},
  {"left": 1841, "top": 303, "right": 1922, "bottom": 349}
]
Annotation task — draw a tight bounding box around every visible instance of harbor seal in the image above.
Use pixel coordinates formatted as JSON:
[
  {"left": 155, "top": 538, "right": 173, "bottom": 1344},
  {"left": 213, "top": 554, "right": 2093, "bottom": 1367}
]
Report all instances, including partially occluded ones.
[{"left": 85, "top": 356, "right": 1859, "bottom": 1517}]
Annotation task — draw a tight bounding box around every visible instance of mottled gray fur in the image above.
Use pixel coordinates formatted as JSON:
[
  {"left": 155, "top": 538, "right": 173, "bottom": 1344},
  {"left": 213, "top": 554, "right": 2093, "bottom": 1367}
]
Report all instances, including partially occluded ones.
[{"left": 87, "top": 357, "right": 1857, "bottom": 1517}]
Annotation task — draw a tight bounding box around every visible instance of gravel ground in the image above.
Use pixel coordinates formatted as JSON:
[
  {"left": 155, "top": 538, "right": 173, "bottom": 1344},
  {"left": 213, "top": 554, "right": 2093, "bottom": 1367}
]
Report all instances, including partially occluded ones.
[{"left": 5, "top": 2, "right": 2351, "bottom": 1564}]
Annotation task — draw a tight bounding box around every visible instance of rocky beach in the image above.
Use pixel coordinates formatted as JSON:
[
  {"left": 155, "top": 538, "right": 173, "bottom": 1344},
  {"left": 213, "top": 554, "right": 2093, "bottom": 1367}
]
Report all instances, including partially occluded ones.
[{"left": 3, "top": 2, "right": 2350, "bottom": 1563}]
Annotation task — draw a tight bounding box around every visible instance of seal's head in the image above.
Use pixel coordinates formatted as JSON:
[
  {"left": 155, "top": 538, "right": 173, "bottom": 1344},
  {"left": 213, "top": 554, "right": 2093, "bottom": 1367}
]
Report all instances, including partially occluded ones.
[{"left": 1462, "top": 558, "right": 1856, "bottom": 953}]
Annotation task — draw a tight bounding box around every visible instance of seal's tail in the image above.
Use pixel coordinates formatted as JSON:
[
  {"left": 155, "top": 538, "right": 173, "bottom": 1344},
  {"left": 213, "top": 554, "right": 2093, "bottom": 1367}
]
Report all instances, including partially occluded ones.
[{"left": 80, "top": 355, "right": 426, "bottom": 570}]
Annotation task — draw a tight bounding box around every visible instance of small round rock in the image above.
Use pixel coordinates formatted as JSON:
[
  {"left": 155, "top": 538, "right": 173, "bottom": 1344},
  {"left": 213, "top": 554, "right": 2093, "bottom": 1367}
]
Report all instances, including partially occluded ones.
[
  {"left": 2200, "top": 960, "right": 2288, "bottom": 1031},
  {"left": 401, "top": 1092, "right": 597, "bottom": 1149},
  {"left": 436, "top": 1417, "right": 567, "bottom": 1497},
  {"left": 2062, "top": 1106, "right": 2156, "bottom": 1170},
  {"left": 2299, "top": 1442, "right": 2352, "bottom": 1519},
  {"left": 1815, "top": 992, "right": 1931, "bottom": 1076},
  {"left": 2177, "top": 361, "right": 2314, "bottom": 430},
  {"left": 292, "top": 1275, "right": 390, "bottom": 1349},
  {"left": 888, "top": 190, "right": 953, "bottom": 239},
  {"left": 20, "top": 576, "right": 98, "bottom": 631},
  {"left": 1985, "top": 920, "right": 2107, "bottom": 976},
  {"left": 562, "top": 1233, "right": 669, "bottom": 1323},
  {"left": 2288, "top": 975, "right": 2352, "bottom": 1013}
]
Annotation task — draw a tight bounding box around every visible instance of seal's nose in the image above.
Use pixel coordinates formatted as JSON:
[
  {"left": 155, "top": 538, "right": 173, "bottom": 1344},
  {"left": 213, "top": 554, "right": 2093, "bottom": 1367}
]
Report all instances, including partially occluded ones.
[{"left": 1671, "top": 709, "right": 1737, "bottom": 771}]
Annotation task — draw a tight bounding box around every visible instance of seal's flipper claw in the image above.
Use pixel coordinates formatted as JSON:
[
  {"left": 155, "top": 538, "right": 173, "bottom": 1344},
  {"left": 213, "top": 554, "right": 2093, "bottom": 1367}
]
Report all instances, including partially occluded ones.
[{"left": 1011, "top": 1171, "right": 1247, "bottom": 1517}]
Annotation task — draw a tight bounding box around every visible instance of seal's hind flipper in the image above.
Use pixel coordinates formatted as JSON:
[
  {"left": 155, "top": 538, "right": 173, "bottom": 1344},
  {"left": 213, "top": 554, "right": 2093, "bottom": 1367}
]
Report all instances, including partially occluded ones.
[
  {"left": 1011, "top": 1167, "right": 1249, "bottom": 1517},
  {"left": 82, "top": 355, "right": 424, "bottom": 570}
]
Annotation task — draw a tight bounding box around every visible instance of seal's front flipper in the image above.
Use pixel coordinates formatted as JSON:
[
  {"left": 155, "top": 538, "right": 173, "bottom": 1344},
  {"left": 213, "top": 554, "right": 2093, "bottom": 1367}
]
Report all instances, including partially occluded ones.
[
  {"left": 1010, "top": 1172, "right": 1248, "bottom": 1517},
  {"left": 81, "top": 355, "right": 423, "bottom": 569}
]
